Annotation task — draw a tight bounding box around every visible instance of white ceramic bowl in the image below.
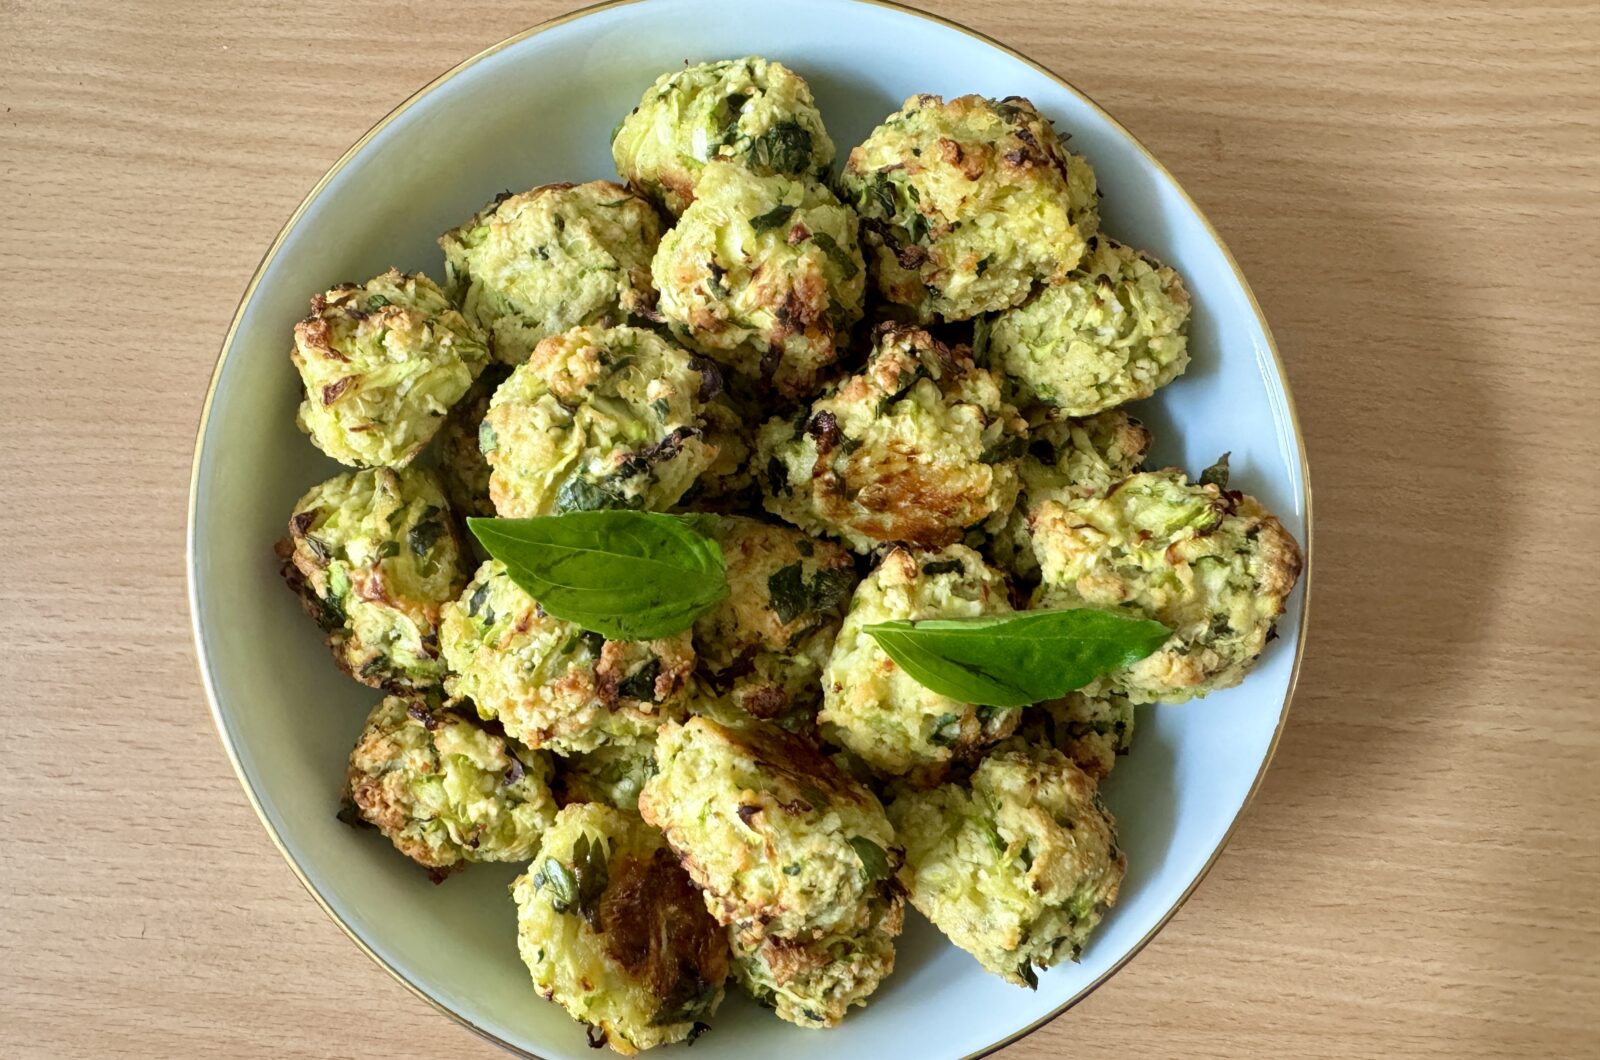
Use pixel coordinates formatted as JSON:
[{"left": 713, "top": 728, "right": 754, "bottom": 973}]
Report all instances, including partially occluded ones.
[{"left": 188, "top": 1, "right": 1312, "bottom": 1056}]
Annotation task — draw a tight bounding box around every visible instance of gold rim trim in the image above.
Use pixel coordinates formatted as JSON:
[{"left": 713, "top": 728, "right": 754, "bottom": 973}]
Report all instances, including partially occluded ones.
[{"left": 186, "top": 1, "right": 1313, "bottom": 1057}]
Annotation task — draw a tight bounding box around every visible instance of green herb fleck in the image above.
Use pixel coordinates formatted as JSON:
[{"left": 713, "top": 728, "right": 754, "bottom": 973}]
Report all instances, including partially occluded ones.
[
  {"left": 555, "top": 476, "right": 642, "bottom": 514},
  {"left": 616, "top": 658, "right": 662, "bottom": 703},
  {"left": 767, "top": 563, "right": 856, "bottom": 625},
  {"left": 1199, "top": 452, "right": 1231, "bottom": 489},
  {"left": 764, "top": 455, "right": 792, "bottom": 498},
  {"left": 543, "top": 833, "right": 609, "bottom": 926},
  {"left": 979, "top": 436, "right": 1027, "bottom": 464},
  {"left": 904, "top": 211, "right": 930, "bottom": 244},
  {"left": 651, "top": 973, "right": 717, "bottom": 1027},
  {"left": 809, "top": 232, "right": 860, "bottom": 280},
  {"left": 408, "top": 516, "right": 444, "bottom": 556},
  {"left": 707, "top": 262, "right": 729, "bottom": 298},
  {"left": 848, "top": 836, "right": 891, "bottom": 882},
  {"left": 750, "top": 204, "right": 797, "bottom": 231},
  {"left": 750, "top": 120, "right": 813, "bottom": 174},
  {"left": 928, "top": 712, "right": 962, "bottom": 746}
]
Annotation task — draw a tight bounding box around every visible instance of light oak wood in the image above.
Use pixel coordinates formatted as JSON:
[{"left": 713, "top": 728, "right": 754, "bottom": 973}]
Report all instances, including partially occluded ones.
[{"left": 2, "top": 1, "right": 1596, "bottom": 1056}]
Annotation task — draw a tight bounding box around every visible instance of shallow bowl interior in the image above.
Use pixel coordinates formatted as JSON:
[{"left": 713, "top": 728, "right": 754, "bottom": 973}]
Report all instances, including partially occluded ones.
[{"left": 189, "top": 1, "right": 1310, "bottom": 1056}]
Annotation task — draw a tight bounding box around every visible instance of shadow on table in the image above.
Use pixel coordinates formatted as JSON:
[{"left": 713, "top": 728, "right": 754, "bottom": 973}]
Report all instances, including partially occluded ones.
[{"left": 1172, "top": 140, "right": 1563, "bottom": 1045}]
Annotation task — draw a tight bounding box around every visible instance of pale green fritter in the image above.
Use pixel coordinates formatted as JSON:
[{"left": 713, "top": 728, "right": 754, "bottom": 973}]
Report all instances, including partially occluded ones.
[
  {"left": 730, "top": 890, "right": 903, "bottom": 1028},
  {"left": 292, "top": 269, "right": 489, "bottom": 467},
  {"left": 434, "top": 364, "right": 509, "bottom": 520},
  {"left": 481, "top": 325, "right": 717, "bottom": 517},
  {"left": 278, "top": 467, "right": 466, "bottom": 691},
  {"left": 841, "top": 94, "right": 1098, "bottom": 322},
  {"left": 1011, "top": 692, "right": 1136, "bottom": 782},
  {"left": 758, "top": 323, "right": 1025, "bottom": 552},
  {"left": 440, "top": 181, "right": 663, "bottom": 367},
  {"left": 821, "top": 545, "right": 1020, "bottom": 785},
  {"left": 653, "top": 163, "right": 865, "bottom": 398},
  {"left": 612, "top": 56, "right": 835, "bottom": 217},
  {"left": 990, "top": 409, "right": 1152, "bottom": 580},
  {"left": 677, "top": 392, "right": 758, "bottom": 512},
  {"left": 682, "top": 680, "right": 817, "bottom": 740},
  {"left": 346, "top": 695, "right": 557, "bottom": 876},
  {"left": 692, "top": 516, "right": 857, "bottom": 723},
  {"left": 440, "top": 560, "right": 694, "bottom": 754},
  {"left": 982, "top": 237, "right": 1191, "bottom": 415},
  {"left": 639, "top": 715, "right": 900, "bottom": 940},
  {"left": 512, "top": 803, "right": 729, "bottom": 1055},
  {"left": 1030, "top": 469, "right": 1303, "bottom": 704},
  {"left": 556, "top": 736, "right": 658, "bottom": 814},
  {"left": 890, "top": 743, "right": 1125, "bottom": 986}
]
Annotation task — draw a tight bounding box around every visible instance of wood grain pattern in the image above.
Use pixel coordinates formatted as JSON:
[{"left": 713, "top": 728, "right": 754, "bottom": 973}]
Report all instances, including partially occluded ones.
[{"left": 2, "top": 1, "right": 1596, "bottom": 1057}]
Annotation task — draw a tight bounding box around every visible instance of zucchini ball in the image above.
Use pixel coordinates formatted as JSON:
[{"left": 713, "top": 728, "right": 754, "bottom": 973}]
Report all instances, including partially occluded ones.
[
  {"left": 1029, "top": 469, "right": 1303, "bottom": 703},
  {"left": 439, "top": 181, "right": 662, "bottom": 367},
  {"left": 677, "top": 392, "right": 759, "bottom": 512},
  {"left": 692, "top": 516, "right": 857, "bottom": 722},
  {"left": 482, "top": 325, "right": 718, "bottom": 517},
  {"left": 345, "top": 695, "right": 557, "bottom": 877},
  {"left": 990, "top": 409, "right": 1152, "bottom": 580},
  {"left": 1011, "top": 692, "right": 1137, "bottom": 782},
  {"left": 652, "top": 163, "right": 866, "bottom": 398},
  {"left": 889, "top": 743, "right": 1125, "bottom": 986},
  {"left": 291, "top": 269, "right": 488, "bottom": 467},
  {"left": 639, "top": 715, "right": 901, "bottom": 940},
  {"left": 840, "top": 94, "right": 1098, "bottom": 321},
  {"left": 982, "top": 237, "right": 1191, "bottom": 415},
  {"left": 433, "top": 364, "right": 509, "bottom": 520},
  {"left": 757, "top": 323, "right": 1026, "bottom": 552},
  {"left": 555, "top": 736, "right": 658, "bottom": 814},
  {"left": 730, "top": 890, "right": 903, "bottom": 1028},
  {"left": 277, "top": 467, "right": 466, "bottom": 691},
  {"left": 821, "top": 545, "right": 1019, "bottom": 785},
  {"left": 440, "top": 560, "right": 694, "bottom": 755},
  {"left": 512, "top": 803, "right": 729, "bottom": 1054},
  {"left": 613, "top": 56, "right": 835, "bottom": 217}
]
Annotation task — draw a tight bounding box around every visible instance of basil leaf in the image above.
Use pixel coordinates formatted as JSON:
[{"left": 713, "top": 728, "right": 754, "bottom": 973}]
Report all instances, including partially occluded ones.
[
  {"left": 863, "top": 608, "right": 1171, "bottom": 708},
  {"left": 468, "top": 512, "right": 728, "bottom": 641},
  {"left": 848, "top": 836, "right": 891, "bottom": 882}
]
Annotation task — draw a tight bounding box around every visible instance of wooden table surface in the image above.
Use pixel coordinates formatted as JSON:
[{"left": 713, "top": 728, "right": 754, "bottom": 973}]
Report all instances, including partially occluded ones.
[{"left": 4, "top": 1, "right": 1597, "bottom": 1056}]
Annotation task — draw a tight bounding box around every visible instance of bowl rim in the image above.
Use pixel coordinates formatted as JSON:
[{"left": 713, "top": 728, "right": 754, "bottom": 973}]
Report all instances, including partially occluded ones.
[{"left": 186, "top": 1, "right": 1315, "bottom": 1055}]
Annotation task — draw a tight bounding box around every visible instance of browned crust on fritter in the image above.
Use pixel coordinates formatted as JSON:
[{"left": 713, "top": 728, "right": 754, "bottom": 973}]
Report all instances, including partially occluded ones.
[
  {"left": 803, "top": 324, "right": 1009, "bottom": 545},
  {"left": 599, "top": 846, "right": 730, "bottom": 1012},
  {"left": 709, "top": 718, "right": 874, "bottom": 812}
]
